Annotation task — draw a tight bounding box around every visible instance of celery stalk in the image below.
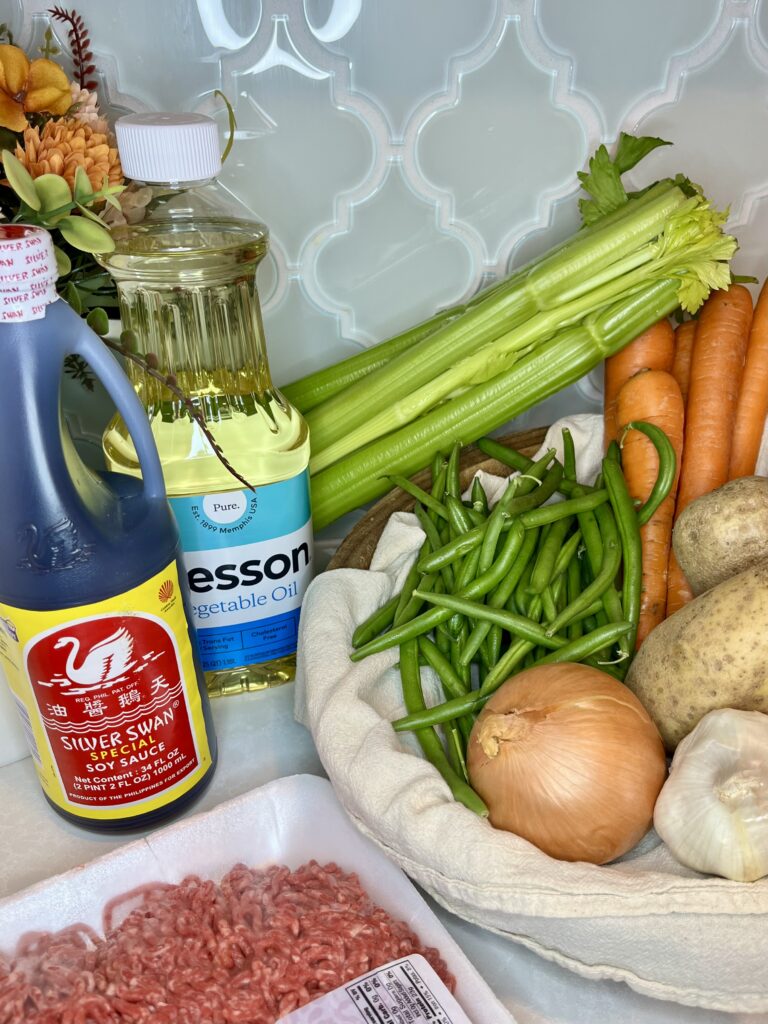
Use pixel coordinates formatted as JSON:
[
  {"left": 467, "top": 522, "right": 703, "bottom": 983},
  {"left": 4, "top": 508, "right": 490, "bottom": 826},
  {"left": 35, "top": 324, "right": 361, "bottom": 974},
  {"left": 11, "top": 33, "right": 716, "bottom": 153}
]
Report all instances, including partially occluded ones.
[
  {"left": 305, "top": 185, "right": 689, "bottom": 453},
  {"left": 284, "top": 179, "right": 680, "bottom": 414},
  {"left": 310, "top": 278, "right": 685, "bottom": 530},
  {"left": 310, "top": 191, "right": 734, "bottom": 476},
  {"left": 280, "top": 308, "right": 457, "bottom": 412}
]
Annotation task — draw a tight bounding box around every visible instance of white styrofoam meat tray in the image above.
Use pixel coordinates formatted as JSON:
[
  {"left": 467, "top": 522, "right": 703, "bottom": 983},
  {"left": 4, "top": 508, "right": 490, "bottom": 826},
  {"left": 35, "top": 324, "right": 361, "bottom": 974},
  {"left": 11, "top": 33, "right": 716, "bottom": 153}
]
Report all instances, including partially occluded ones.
[{"left": 0, "top": 773, "right": 512, "bottom": 1024}]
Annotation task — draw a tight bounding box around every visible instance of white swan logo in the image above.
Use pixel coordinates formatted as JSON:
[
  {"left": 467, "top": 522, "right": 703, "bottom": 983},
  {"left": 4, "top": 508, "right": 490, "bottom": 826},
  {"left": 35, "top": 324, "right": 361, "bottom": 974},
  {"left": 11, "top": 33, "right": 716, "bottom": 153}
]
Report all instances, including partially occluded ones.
[{"left": 53, "top": 627, "right": 137, "bottom": 690}]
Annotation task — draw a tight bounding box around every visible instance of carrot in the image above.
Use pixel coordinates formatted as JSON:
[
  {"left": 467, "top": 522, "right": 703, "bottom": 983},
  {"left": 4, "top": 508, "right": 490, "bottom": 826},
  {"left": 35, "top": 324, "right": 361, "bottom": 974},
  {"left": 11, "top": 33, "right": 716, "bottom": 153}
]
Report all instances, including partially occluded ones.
[
  {"left": 603, "top": 319, "right": 674, "bottom": 450},
  {"left": 729, "top": 278, "right": 768, "bottom": 478},
  {"left": 666, "top": 284, "right": 753, "bottom": 615},
  {"left": 617, "top": 370, "right": 684, "bottom": 646},
  {"left": 671, "top": 320, "right": 696, "bottom": 407}
]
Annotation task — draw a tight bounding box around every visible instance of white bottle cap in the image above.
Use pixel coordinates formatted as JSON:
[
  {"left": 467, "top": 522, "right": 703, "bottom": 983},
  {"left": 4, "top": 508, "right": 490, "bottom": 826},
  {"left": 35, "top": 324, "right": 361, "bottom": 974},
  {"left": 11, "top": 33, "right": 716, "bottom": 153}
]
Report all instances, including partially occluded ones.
[
  {"left": 116, "top": 112, "right": 222, "bottom": 184},
  {"left": 0, "top": 225, "right": 58, "bottom": 322}
]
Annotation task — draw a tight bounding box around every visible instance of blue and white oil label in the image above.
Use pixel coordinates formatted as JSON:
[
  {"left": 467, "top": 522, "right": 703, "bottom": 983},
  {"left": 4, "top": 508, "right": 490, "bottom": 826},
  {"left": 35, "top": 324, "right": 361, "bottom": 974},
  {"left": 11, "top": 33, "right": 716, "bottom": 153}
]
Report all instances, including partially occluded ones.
[{"left": 169, "top": 471, "right": 313, "bottom": 672}]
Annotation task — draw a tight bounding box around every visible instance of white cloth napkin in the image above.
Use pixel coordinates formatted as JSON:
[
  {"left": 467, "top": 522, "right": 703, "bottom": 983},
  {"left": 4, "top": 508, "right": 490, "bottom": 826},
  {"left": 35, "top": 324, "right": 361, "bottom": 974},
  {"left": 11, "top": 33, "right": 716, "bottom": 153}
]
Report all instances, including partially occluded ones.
[{"left": 294, "top": 413, "right": 768, "bottom": 1012}]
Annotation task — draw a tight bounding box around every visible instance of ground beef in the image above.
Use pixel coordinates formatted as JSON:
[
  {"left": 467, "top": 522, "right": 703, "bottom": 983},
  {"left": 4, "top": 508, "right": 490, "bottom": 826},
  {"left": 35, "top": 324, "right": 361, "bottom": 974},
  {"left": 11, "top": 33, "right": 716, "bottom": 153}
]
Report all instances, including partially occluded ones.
[{"left": 0, "top": 860, "right": 454, "bottom": 1023}]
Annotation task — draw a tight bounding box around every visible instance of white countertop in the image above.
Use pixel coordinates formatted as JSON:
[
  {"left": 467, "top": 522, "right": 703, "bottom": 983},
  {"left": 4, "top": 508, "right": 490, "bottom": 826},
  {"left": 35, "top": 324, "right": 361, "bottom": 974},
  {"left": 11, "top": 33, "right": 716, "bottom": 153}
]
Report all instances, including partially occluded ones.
[{"left": 0, "top": 684, "right": 763, "bottom": 1024}]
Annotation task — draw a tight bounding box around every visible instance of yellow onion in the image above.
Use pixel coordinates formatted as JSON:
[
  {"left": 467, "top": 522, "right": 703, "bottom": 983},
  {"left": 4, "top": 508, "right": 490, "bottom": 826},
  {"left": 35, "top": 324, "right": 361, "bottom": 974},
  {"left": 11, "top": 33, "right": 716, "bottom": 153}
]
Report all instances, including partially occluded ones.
[{"left": 467, "top": 663, "right": 667, "bottom": 864}]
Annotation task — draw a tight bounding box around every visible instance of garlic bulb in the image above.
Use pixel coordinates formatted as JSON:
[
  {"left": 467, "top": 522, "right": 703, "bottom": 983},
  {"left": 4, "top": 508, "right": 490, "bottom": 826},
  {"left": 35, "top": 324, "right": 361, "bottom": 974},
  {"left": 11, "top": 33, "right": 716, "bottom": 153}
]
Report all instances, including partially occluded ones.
[{"left": 654, "top": 708, "right": 768, "bottom": 882}]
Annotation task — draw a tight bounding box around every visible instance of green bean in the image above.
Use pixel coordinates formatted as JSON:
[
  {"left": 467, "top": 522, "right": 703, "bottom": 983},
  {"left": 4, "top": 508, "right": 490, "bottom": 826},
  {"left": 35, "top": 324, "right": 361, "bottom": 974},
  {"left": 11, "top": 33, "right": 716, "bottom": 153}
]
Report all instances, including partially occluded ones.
[
  {"left": 417, "top": 524, "right": 484, "bottom": 572},
  {"left": 478, "top": 505, "right": 506, "bottom": 575},
  {"left": 471, "top": 475, "right": 489, "bottom": 515},
  {"left": 435, "top": 620, "right": 451, "bottom": 657},
  {"left": 485, "top": 625, "right": 502, "bottom": 667},
  {"left": 550, "top": 528, "right": 582, "bottom": 580},
  {"left": 562, "top": 427, "right": 577, "bottom": 481},
  {"left": 461, "top": 526, "right": 540, "bottom": 667},
  {"left": 418, "top": 635, "right": 468, "bottom": 698},
  {"left": 571, "top": 598, "right": 604, "bottom": 624},
  {"left": 472, "top": 453, "right": 545, "bottom": 571},
  {"left": 479, "top": 594, "right": 545, "bottom": 696},
  {"left": 544, "top": 519, "right": 622, "bottom": 637},
  {"left": 533, "top": 621, "right": 633, "bottom": 665},
  {"left": 450, "top": 624, "right": 471, "bottom": 687},
  {"left": 575, "top": 493, "right": 625, "bottom": 639},
  {"left": 506, "top": 461, "right": 564, "bottom": 514},
  {"left": 605, "top": 439, "right": 622, "bottom": 464},
  {"left": 620, "top": 420, "right": 677, "bottom": 526},
  {"left": 477, "top": 437, "right": 586, "bottom": 497},
  {"left": 351, "top": 520, "right": 524, "bottom": 662},
  {"left": 415, "top": 455, "right": 558, "bottom": 573},
  {"left": 398, "top": 640, "right": 487, "bottom": 815},
  {"left": 393, "top": 689, "right": 487, "bottom": 732},
  {"left": 592, "top": 501, "right": 627, "bottom": 647},
  {"left": 352, "top": 594, "right": 400, "bottom": 648},
  {"left": 445, "top": 440, "right": 462, "bottom": 498},
  {"left": 465, "top": 506, "right": 487, "bottom": 527},
  {"left": 413, "top": 504, "right": 456, "bottom": 593},
  {"left": 394, "top": 571, "right": 437, "bottom": 627},
  {"left": 388, "top": 474, "right": 449, "bottom": 520},
  {"left": 413, "top": 590, "right": 567, "bottom": 650},
  {"left": 430, "top": 459, "right": 448, "bottom": 509},
  {"left": 603, "top": 457, "right": 643, "bottom": 664},
  {"left": 529, "top": 515, "right": 574, "bottom": 593},
  {"left": 393, "top": 539, "right": 430, "bottom": 623},
  {"left": 446, "top": 546, "right": 482, "bottom": 638},
  {"left": 567, "top": 557, "right": 583, "bottom": 642},
  {"left": 444, "top": 720, "right": 469, "bottom": 781},
  {"left": 541, "top": 585, "right": 558, "bottom": 623},
  {"left": 446, "top": 493, "right": 474, "bottom": 535},
  {"left": 519, "top": 488, "right": 608, "bottom": 529},
  {"left": 514, "top": 557, "right": 536, "bottom": 618}
]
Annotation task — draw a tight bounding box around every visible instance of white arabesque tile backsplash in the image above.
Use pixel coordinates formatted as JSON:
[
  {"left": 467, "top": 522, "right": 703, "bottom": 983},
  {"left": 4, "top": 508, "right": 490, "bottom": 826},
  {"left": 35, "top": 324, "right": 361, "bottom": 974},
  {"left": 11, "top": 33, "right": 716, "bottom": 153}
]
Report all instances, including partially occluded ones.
[{"left": 8, "top": 0, "right": 768, "bottom": 436}]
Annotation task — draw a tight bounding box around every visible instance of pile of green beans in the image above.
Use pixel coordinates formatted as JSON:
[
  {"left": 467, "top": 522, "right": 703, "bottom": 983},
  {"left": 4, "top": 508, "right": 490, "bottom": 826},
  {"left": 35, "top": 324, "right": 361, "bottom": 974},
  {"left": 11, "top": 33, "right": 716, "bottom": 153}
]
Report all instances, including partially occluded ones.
[{"left": 350, "top": 423, "right": 676, "bottom": 816}]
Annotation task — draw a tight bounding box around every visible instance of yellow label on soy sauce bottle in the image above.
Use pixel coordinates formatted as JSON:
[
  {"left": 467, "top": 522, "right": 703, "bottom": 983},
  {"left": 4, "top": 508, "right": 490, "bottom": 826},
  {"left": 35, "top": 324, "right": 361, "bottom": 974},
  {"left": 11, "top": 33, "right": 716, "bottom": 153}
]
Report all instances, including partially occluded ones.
[{"left": 0, "top": 563, "right": 213, "bottom": 823}]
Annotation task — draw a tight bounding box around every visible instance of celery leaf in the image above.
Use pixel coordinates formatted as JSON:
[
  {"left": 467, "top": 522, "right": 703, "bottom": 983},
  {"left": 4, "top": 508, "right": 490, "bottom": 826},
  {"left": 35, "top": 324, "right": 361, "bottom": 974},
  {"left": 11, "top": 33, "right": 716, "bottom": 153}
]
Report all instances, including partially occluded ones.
[
  {"left": 614, "top": 133, "right": 671, "bottom": 174},
  {"left": 577, "top": 145, "right": 626, "bottom": 225},
  {"left": 578, "top": 133, "right": 672, "bottom": 225}
]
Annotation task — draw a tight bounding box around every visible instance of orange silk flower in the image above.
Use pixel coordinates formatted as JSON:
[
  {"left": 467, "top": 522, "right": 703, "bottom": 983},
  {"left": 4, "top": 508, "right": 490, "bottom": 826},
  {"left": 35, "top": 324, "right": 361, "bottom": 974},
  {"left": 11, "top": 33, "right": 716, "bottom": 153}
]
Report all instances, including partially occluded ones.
[{"left": 0, "top": 44, "right": 71, "bottom": 132}]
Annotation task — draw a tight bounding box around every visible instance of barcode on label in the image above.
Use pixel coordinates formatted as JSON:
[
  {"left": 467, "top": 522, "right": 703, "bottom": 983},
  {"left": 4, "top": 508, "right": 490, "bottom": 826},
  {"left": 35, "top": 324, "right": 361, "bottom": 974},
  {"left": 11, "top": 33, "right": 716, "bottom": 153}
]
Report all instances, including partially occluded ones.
[
  {"left": 281, "top": 954, "right": 474, "bottom": 1024},
  {"left": 13, "top": 696, "right": 41, "bottom": 765}
]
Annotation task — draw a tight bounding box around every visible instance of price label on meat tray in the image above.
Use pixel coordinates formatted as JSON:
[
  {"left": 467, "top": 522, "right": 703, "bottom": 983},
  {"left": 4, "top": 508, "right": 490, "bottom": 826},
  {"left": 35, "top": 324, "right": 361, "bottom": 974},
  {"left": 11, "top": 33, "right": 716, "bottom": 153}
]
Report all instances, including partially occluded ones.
[{"left": 281, "top": 954, "right": 473, "bottom": 1024}]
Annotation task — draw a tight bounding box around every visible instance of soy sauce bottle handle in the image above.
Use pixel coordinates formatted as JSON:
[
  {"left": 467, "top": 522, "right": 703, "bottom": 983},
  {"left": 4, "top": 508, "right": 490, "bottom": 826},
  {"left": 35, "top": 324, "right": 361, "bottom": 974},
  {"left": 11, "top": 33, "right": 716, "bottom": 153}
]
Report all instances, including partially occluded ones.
[{"left": 69, "top": 322, "right": 167, "bottom": 502}]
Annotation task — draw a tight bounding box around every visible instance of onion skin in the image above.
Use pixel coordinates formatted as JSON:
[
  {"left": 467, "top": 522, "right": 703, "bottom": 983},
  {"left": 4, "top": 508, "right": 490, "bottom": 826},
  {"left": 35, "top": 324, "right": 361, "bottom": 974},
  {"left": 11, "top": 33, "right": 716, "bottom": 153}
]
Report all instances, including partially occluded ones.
[{"left": 467, "top": 663, "right": 667, "bottom": 864}]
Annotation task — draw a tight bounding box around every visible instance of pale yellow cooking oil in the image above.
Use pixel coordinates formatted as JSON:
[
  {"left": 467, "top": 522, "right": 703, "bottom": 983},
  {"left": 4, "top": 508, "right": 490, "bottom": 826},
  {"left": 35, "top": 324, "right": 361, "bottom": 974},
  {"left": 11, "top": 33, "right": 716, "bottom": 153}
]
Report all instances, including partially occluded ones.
[{"left": 99, "top": 117, "right": 313, "bottom": 697}]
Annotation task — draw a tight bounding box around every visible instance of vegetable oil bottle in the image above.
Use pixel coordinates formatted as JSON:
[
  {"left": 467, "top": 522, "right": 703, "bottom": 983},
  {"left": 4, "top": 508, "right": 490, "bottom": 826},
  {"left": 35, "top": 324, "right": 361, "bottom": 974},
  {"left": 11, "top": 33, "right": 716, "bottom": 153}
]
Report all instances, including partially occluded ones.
[
  {"left": 0, "top": 224, "right": 216, "bottom": 829},
  {"left": 100, "top": 113, "right": 313, "bottom": 697}
]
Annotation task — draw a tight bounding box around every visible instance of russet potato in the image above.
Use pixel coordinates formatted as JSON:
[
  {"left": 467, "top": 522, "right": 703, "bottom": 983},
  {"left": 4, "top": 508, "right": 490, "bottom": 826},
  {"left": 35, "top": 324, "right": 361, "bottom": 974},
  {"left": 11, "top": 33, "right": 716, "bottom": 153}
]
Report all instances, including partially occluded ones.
[
  {"left": 673, "top": 476, "right": 768, "bottom": 595},
  {"left": 626, "top": 560, "right": 768, "bottom": 750}
]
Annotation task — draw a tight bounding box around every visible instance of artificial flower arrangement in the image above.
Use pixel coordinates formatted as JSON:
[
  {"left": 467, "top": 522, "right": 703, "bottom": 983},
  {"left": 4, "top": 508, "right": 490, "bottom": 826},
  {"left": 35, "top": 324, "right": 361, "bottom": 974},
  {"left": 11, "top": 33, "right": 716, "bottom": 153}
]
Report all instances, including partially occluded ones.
[{"left": 0, "top": 8, "right": 150, "bottom": 345}]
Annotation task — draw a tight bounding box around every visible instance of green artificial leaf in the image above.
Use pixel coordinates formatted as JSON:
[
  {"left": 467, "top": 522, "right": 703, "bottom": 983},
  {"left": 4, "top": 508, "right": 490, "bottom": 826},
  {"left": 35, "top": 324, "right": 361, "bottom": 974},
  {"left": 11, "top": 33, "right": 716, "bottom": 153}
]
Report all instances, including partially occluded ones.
[
  {"left": 86, "top": 307, "right": 109, "bottom": 336},
  {"left": 58, "top": 215, "right": 115, "bottom": 253},
  {"left": 53, "top": 244, "right": 71, "bottom": 277},
  {"left": 76, "top": 201, "right": 108, "bottom": 225},
  {"left": 0, "top": 128, "right": 18, "bottom": 153},
  {"left": 215, "top": 89, "right": 237, "bottom": 164},
  {"left": 1, "top": 151, "right": 41, "bottom": 211},
  {"left": 73, "top": 166, "right": 92, "bottom": 203},
  {"left": 613, "top": 133, "right": 671, "bottom": 175},
  {"left": 33, "top": 173, "right": 72, "bottom": 222},
  {"left": 63, "top": 280, "right": 83, "bottom": 314}
]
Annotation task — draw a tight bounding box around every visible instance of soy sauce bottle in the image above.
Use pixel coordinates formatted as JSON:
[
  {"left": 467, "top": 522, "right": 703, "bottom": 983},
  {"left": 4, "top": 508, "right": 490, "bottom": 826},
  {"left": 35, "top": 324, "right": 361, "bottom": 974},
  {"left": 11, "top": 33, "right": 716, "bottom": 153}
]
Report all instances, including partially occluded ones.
[{"left": 0, "top": 224, "right": 217, "bottom": 829}]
